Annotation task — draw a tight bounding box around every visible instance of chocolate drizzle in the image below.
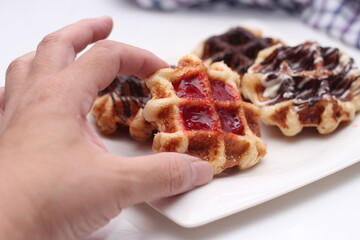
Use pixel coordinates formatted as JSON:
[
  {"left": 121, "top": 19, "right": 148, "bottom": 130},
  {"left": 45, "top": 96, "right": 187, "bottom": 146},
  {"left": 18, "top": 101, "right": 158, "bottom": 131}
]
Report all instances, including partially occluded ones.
[
  {"left": 98, "top": 75, "right": 151, "bottom": 122},
  {"left": 201, "top": 27, "right": 278, "bottom": 74},
  {"left": 251, "top": 41, "right": 360, "bottom": 110}
]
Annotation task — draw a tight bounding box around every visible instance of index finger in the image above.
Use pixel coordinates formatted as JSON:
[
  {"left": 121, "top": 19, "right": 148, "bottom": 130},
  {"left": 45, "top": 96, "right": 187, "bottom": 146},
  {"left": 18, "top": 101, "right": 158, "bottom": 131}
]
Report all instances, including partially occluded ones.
[
  {"left": 60, "top": 40, "right": 168, "bottom": 114},
  {"left": 29, "top": 16, "right": 113, "bottom": 78}
]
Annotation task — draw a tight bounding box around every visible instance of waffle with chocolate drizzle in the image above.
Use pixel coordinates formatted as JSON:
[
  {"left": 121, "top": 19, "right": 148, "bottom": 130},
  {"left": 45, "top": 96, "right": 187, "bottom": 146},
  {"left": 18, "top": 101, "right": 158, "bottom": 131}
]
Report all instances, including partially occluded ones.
[
  {"left": 193, "top": 27, "right": 280, "bottom": 75},
  {"left": 242, "top": 41, "right": 360, "bottom": 136},
  {"left": 92, "top": 75, "right": 153, "bottom": 141},
  {"left": 143, "top": 55, "right": 266, "bottom": 174}
]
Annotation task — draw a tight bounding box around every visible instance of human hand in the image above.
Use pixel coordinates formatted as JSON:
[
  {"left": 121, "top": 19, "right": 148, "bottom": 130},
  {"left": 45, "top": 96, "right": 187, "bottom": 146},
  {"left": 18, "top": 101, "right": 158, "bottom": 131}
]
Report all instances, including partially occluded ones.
[{"left": 0, "top": 17, "right": 213, "bottom": 240}]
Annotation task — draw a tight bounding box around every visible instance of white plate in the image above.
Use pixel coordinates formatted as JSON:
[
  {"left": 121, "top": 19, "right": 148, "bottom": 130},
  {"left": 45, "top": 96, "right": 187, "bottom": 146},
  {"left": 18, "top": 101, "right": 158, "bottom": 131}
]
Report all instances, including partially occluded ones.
[
  {"left": 98, "top": 116, "right": 360, "bottom": 228},
  {"left": 97, "top": 21, "right": 360, "bottom": 228},
  {"left": 148, "top": 118, "right": 360, "bottom": 227}
]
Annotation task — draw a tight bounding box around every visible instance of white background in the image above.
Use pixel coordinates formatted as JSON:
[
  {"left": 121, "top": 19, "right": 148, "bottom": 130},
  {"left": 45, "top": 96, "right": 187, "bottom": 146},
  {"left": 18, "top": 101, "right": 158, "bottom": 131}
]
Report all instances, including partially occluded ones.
[{"left": 1, "top": 1, "right": 360, "bottom": 239}]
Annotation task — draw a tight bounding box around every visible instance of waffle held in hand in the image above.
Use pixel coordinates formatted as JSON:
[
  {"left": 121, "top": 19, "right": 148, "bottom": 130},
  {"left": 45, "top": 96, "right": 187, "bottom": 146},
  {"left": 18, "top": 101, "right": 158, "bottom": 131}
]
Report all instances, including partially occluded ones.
[
  {"left": 92, "top": 75, "right": 153, "bottom": 141},
  {"left": 143, "top": 55, "right": 266, "bottom": 174}
]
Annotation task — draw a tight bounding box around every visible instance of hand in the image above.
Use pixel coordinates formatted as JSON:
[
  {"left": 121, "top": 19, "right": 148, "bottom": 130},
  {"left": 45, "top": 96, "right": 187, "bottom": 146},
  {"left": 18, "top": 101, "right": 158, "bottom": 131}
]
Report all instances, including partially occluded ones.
[{"left": 0, "top": 17, "right": 213, "bottom": 240}]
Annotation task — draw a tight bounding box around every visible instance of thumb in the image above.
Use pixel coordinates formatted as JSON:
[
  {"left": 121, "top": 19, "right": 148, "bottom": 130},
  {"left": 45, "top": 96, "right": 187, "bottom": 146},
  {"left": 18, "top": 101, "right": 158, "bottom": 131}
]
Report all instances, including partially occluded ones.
[{"left": 107, "top": 152, "right": 213, "bottom": 209}]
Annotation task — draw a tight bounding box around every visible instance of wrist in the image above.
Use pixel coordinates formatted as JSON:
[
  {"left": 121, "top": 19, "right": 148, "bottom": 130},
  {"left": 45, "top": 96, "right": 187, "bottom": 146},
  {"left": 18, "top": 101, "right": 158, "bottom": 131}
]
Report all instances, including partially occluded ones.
[{"left": 0, "top": 159, "right": 49, "bottom": 240}]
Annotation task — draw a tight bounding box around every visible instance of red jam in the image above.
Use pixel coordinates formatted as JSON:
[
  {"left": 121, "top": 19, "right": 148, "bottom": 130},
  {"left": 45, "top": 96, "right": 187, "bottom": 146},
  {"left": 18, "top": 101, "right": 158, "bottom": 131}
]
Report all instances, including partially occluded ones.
[
  {"left": 217, "top": 107, "right": 244, "bottom": 135},
  {"left": 173, "top": 71, "right": 207, "bottom": 99},
  {"left": 181, "top": 105, "right": 218, "bottom": 131},
  {"left": 210, "top": 80, "right": 238, "bottom": 101}
]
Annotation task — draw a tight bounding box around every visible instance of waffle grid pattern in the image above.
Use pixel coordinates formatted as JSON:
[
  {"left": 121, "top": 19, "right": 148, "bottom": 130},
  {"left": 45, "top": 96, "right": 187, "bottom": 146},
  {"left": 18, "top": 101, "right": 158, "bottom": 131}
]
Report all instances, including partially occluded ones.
[
  {"left": 143, "top": 55, "right": 266, "bottom": 174},
  {"left": 194, "top": 27, "right": 279, "bottom": 75},
  {"left": 92, "top": 75, "right": 153, "bottom": 141}
]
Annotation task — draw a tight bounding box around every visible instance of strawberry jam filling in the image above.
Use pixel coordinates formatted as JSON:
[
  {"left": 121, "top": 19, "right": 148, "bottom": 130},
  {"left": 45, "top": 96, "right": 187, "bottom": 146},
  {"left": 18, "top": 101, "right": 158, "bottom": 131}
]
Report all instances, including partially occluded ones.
[
  {"left": 217, "top": 107, "right": 244, "bottom": 135},
  {"left": 210, "top": 80, "right": 238, "bottom": 101},
  {"left": 181, "top": 105, "right": 218, "bottom": 131},
  {"left": 173, "top": 71, "right": 207, "bottom": 99}
]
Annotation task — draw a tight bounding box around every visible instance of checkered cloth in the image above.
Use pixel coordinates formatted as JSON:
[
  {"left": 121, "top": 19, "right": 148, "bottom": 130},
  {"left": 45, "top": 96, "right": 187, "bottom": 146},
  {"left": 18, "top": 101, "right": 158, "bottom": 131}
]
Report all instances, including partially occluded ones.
[{"left": 133, "top": 0, "right": 360, "bottom": 49}]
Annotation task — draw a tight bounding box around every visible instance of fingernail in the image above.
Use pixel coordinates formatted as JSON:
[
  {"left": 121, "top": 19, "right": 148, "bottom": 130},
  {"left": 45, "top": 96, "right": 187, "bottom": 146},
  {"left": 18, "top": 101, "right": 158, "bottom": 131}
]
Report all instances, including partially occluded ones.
[
  {"left": 99, "top": 16, "right": 112, "bottom": 22},
  {"left": 191, "top": 161, "right": 213, "bottom": 186}
]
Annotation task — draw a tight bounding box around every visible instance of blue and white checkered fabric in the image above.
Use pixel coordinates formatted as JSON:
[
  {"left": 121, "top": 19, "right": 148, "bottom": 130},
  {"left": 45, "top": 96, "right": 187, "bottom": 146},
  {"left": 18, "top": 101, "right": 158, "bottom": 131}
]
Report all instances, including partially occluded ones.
[{"left": 134, "top": 0, "right": 360, "bottom": 49}]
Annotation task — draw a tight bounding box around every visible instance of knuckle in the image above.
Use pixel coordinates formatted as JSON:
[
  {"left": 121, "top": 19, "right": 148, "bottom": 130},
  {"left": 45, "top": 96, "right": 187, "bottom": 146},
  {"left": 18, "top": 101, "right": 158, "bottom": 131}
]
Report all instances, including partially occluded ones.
[
  {"left": 6, "top": 57, "right": 27, "bottom": 78},
  {"left": 165, "top": 156, "right": 190, "bottom": 194},
  {"left": 93, "top": 39, "right": 116, "bottom": 52},
  {"left": 38, "top": 33, "right": 64, "bottom": 49}
]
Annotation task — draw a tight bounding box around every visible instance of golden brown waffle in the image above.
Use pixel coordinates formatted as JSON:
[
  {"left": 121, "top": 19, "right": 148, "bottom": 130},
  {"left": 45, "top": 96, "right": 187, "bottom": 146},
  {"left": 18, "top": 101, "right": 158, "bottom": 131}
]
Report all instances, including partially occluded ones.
[
  {"left": 143, "top": 55, "right": 266, "bottom": 174},
  {"left": 242, "top": 41, "right": 360, "bottom": 136},
  {"left": 92, "top": 75, "right": 153, "bottom": 141},
  {"left": 193, "top": 27, "right": 280, "bottom": 75}
]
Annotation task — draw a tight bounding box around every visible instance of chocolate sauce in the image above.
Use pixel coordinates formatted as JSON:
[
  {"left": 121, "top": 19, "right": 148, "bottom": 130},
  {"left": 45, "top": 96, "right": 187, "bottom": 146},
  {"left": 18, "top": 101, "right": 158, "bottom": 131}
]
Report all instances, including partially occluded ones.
[
  {"left": 202, "top": 27, "right": 278, "bottom": 74},
  {"left": 252, "top": 41, "right": 360, "bottom": 110},
  {"left": 98, "top": 75, "right": 151, "bottom": 122}
]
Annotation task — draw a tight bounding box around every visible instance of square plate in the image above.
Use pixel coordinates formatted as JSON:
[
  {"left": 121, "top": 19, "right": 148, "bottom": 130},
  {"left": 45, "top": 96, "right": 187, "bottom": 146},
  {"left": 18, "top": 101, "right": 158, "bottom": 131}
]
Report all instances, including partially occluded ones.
[{"left": 97, "top": 21, "right": 360, "bottom": 228}]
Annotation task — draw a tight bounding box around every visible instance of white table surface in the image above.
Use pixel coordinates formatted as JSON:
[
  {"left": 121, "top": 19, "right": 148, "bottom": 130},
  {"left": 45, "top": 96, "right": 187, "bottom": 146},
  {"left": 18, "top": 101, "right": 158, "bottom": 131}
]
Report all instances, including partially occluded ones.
[{"left": 1, "top": 1, "right": 360, "bottom": 239}]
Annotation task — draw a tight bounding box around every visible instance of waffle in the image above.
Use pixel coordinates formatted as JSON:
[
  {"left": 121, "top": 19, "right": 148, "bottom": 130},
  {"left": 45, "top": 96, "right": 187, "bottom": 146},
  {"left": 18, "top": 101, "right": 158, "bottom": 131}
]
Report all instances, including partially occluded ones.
[
  {"left": 242, "top": 41, "right": 360, "bottom": 136},
  {"left": 193, "top": 27, "right": 280, "bottom": 75},
  {"left": 92, "top": 75, "right": 153, "bottom": 141},
  {"left": 143, "top": 55, "right": 266, "bottom": 174}
]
